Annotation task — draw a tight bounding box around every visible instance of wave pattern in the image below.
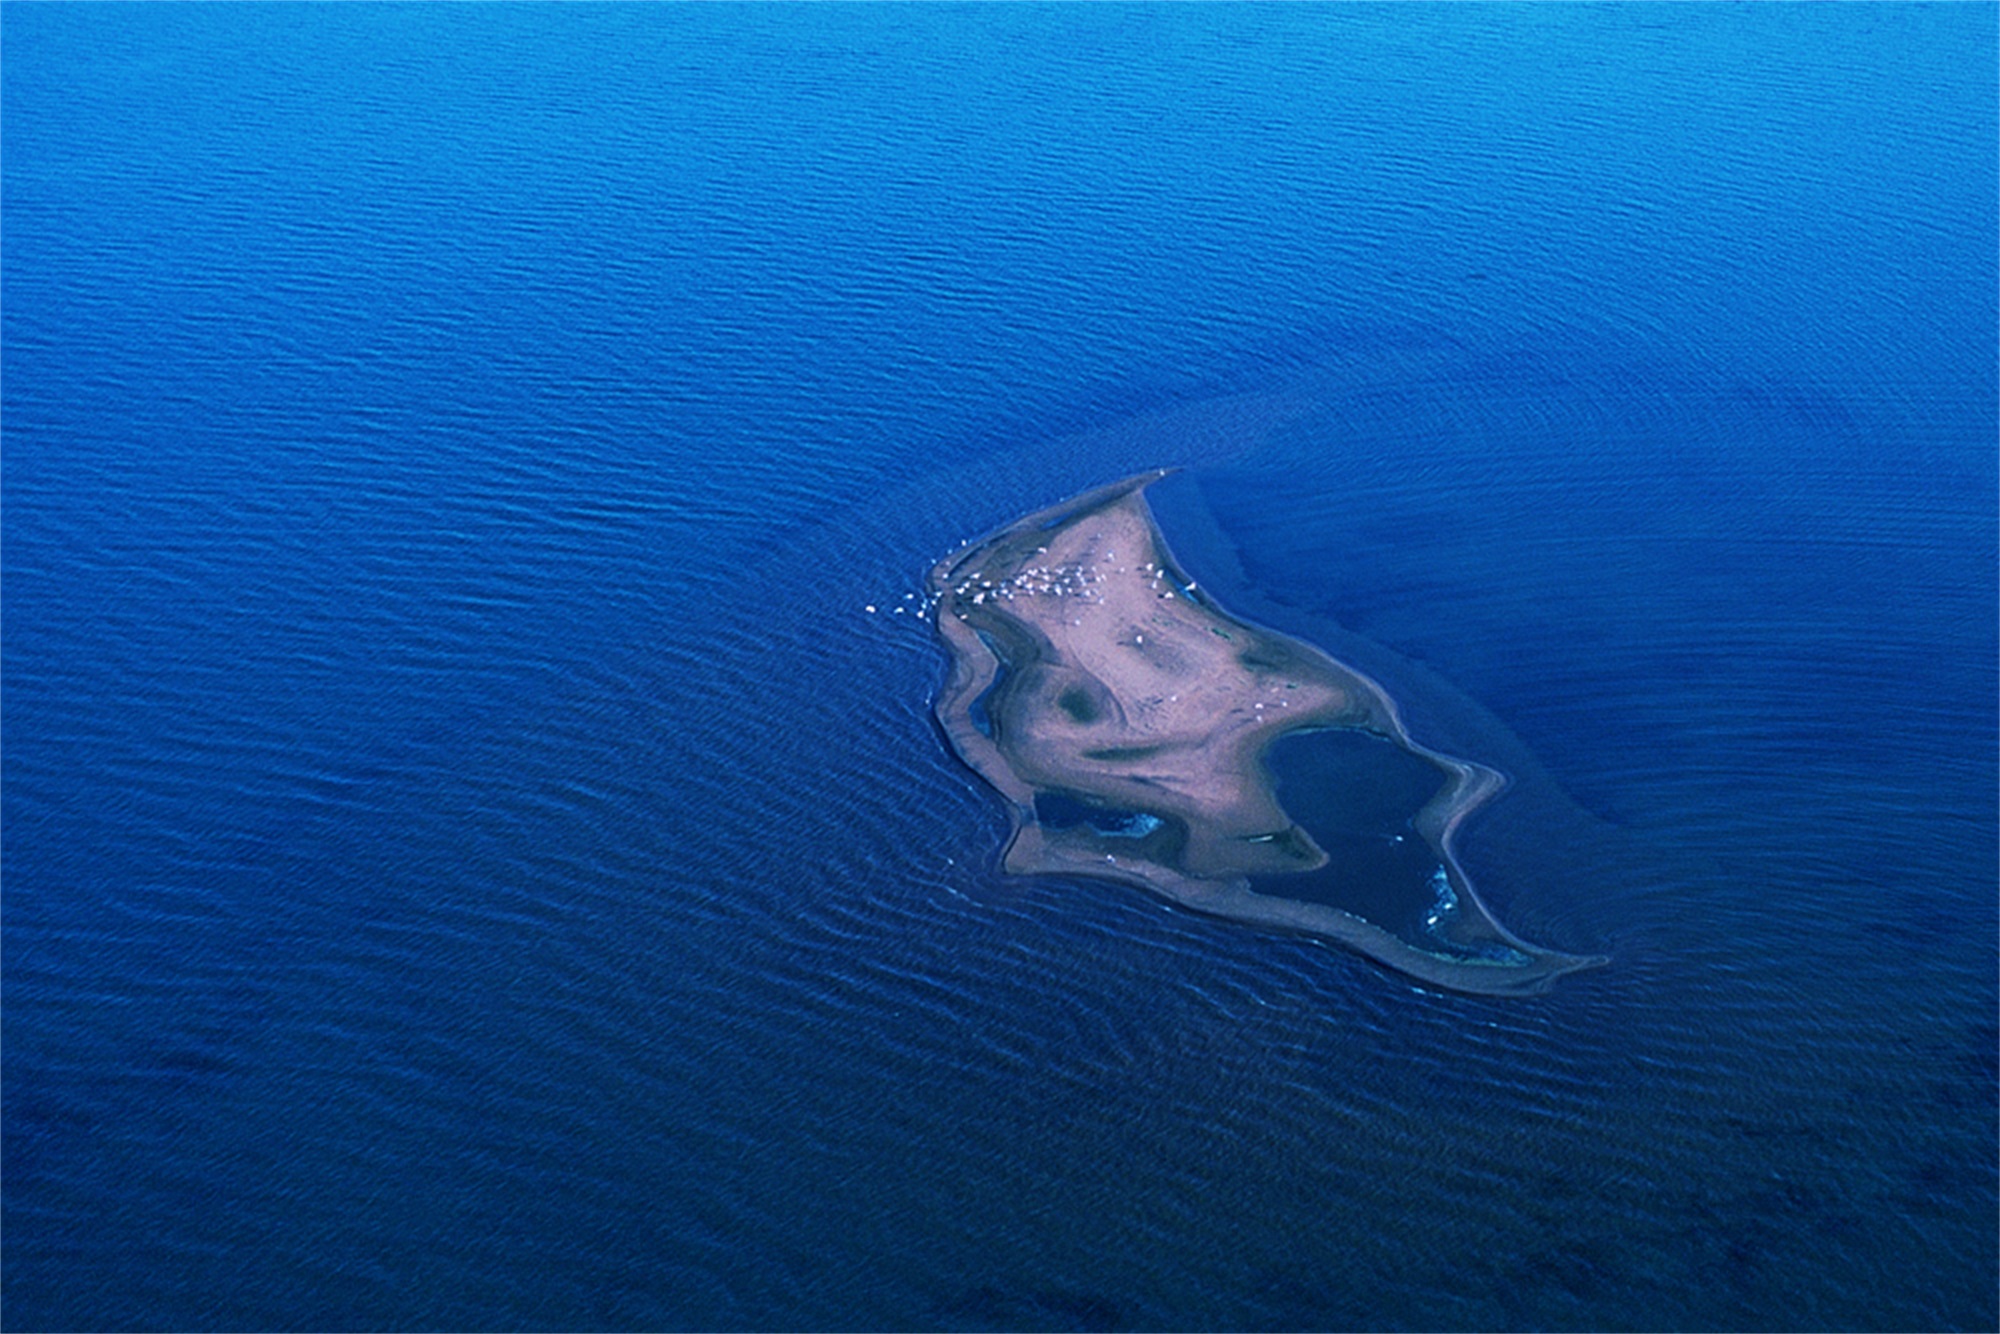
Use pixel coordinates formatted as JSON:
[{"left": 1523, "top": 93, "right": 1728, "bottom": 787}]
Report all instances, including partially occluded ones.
[{"left": 5, "top": 5, "right": 1995, "bottom": 1331}]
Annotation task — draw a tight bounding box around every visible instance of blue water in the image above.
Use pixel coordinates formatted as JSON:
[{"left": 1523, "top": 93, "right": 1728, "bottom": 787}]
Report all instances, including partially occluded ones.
[
  {"left": 5, "top": 7, "right": 1993, "bottom": 1330},
  {"left": 1248, "top": 729, "right": 1455, "bottom": 947}
]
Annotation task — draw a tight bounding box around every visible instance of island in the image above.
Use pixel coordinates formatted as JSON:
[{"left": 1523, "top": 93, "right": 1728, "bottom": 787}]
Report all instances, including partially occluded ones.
[{"left": 927, "top": 470, "right": 1606, "bottom": 995}]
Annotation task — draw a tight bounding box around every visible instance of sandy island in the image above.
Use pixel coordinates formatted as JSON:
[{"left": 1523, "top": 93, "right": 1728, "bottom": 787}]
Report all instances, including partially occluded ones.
[{"left": 928, "top": 470, "right": 1605, "bottom": 995}]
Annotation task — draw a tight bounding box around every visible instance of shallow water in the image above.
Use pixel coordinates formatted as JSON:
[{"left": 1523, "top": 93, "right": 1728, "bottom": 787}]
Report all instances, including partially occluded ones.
[
  {"left": 5, "top": 6, "right": 1994, "bottom": 1330},
  {"left": 1249, "top": 728, "right": 1450, "bottom": 941}
]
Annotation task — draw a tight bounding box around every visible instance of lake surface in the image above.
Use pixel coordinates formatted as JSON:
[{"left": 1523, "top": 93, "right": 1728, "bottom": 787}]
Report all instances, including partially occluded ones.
[{"left": 5, "top": 7, "right": 1994, "bottom": 1330}]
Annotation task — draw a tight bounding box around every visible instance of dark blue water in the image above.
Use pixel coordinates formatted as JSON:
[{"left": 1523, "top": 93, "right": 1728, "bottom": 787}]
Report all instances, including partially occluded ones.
[
  {"left": 1248, "top": 729, "right": 1454, "bottom": 947},
  {"left": 5, "top": 7, "right": 1993, "bottom": 1330}
]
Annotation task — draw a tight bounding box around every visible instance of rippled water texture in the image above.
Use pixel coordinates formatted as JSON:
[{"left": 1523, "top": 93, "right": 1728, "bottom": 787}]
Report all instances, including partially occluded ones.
[{"left": 5, "top": 6, "right": 1994, "bottom": 1330}]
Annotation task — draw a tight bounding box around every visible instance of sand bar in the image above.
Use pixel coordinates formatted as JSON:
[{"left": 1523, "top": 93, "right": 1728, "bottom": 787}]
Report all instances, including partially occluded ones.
[{"left": 928, "top": 471, "right": 1605, "bottom": 995}]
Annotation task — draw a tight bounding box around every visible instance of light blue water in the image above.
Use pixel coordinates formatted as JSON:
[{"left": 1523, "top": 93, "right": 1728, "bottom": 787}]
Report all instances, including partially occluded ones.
[{"left": 5, "top": 7, "right": 1994, "bottom": 1330}]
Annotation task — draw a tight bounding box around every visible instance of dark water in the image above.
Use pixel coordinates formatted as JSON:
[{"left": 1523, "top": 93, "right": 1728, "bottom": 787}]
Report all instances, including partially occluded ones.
[
  {"left": 5, "top": 7, "right": 1994, "bottom": 1331},
  {"left": 1249, "top": 729, "right": 1451, "bottom": 946}
]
